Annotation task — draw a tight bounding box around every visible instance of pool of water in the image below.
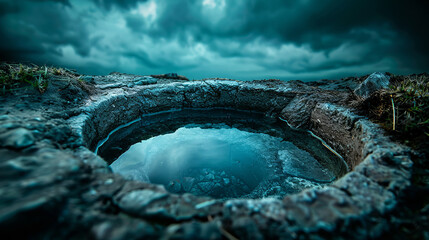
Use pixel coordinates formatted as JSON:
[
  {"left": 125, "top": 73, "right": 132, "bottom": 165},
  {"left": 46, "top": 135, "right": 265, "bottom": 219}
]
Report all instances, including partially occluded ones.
[{"left": 96, "top": 109, "right": 346, "bottom": 199}]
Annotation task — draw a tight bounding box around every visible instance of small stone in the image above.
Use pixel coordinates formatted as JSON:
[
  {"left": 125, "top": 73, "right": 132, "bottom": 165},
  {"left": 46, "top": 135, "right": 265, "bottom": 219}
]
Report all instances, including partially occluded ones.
[
  {"left": 182, "top": 177, "right": 195, "bottom": 192},
  {"left": 197, "top": 182, "right": 215, "bottom": 193},
  {"left": 195, "top": 200, "right": 217, "bottom": 209},
  {"left": 104, "top": 179, "right": 114, "bottom": 185},
  {"left": 118, "top": 189, "right": 168, "bottom": 213},
  {"left": 223, "top": 178, "right": 230, "bottom": 185},
  {"left": 206, "top": 173, "right": 215, "bottom": 180},
  {"left": 0, "top": 128, "right": 35, "bottom": 149}
]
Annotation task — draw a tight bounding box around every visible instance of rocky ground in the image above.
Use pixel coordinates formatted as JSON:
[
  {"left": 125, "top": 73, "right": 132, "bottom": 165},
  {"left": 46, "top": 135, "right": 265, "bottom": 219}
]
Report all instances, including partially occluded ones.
[
  {"left": 0, "top": 63, "right": 427, "bottom": 239},
  {"left": 306, "top": 74, "right": 429, "bottom": 239}
]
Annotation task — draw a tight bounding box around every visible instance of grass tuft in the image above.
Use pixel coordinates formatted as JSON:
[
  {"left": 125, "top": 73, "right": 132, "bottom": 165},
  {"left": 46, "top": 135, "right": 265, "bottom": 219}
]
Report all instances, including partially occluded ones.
[
  {"left": 358, "top": 73, "right": 429, "bottom": 150},
  {"left": 0, "top": 63, "right": 85, "bottom": 95},
  {"left": 388, "top": 74, "right": 429, "bottom": 135},
  {"left": 0, "top": 63, "right": 50, "bottom": 93}
]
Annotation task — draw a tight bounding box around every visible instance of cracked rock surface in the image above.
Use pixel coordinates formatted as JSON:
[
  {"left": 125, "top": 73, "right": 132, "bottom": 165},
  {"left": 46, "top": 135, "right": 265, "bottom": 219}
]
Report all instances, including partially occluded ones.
[{"left": 0, "top": 73, "right": 419, "bottom": 239}]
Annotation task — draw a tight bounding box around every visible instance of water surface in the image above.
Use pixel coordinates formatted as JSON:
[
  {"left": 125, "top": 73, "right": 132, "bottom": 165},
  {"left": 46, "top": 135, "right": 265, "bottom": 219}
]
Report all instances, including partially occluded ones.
[{"left": 111, "top": 125, "right": 335, "bottom": 199}]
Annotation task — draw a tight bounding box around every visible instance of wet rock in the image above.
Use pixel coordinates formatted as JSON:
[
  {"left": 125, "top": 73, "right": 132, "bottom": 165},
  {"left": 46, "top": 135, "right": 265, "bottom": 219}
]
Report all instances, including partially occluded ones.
[
  {"left": 279, "top": 142, "right": 336, "bottom": 182},
  {"left": 0, "top": 128, "right": 35, "bottom": 149},
  {"left": 354, "top": 72, "right": 390, "bottom": 99},
  {"left": 167, "top": 181, "right": 182, "bottom": 193},
  {"left": 180, "top": 168, "right": 251, "bottom": 199},
  {"left": 182, "top": 177, "right": 195, "bottom": 192},
  {"left": 223, "top": 178, "right": 230, "bottom": 185}
]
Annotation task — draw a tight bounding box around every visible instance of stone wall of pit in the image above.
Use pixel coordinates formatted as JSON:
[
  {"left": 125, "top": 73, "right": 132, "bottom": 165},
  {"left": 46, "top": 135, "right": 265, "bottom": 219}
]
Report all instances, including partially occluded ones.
[
  {"left": 72, "top": 80, "right": 414, "bottom": 238},
  {"left": 82, "top": 80, "right": 381, "bottom": 171},
  {"left": 82, "top": 81, "right": 296, "bottom": 151}
]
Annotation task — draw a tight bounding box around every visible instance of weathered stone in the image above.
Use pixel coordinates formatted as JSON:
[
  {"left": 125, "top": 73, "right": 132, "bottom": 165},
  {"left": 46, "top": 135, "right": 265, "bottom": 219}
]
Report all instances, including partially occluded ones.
[
  {"left": 91, "top": 218, "right": 159, "bottom": 240},
  {"left": 355, "top": 156, "right": 411, "bottom": 195},
  {"left": 134, "top": 77, "right": 157, "bottom": 85},
  {"left": 73, "top": 147, "right": 109, "bottom": 173},
  {"left": 280, "top": 94, "right": 317, "bottom": 128},
  {"left": 0, "top": 128, "right": 35, "bottom": 149},
  {"left": 118, "top": 189, "right": 168, "bottom": 213},
  {"left": 354, "top": 72, "right": 390, "bottom": 99},
  {"left": 140, "top": 194, "right": 214, "bottom": 221},
  {"left": 223, "top": 198, "right": 287, "bottom": 239},
  {"left": 163, "top": 221, "right": 222, "bottom": 240},
  {"left": 282, "top": 187, "right": 361, "bottom": 233},
  {"left": 334, "top": 172, "right": 396, "bottom": 214},
  {"left": 310, "top": 103, "right": 361, "bottom": 169}
]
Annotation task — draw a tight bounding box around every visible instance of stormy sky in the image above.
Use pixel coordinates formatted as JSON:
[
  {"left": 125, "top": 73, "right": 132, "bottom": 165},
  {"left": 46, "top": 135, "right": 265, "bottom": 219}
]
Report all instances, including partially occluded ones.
[{"left": 0, "top": 0, "right": 428, "bottom": 81}]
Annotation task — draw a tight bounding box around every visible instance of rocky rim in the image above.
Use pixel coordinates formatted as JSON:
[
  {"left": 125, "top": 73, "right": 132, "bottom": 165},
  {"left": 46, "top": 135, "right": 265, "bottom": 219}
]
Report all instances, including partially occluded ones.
[{"left": 0, "top": 69, "right": 427, "bottom": 240}]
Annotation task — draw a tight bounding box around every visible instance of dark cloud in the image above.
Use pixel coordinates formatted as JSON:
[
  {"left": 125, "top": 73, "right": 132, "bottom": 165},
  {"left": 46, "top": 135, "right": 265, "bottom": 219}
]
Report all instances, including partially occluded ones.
[
  {"left": 142, "top": 0, "right": 429, "bottom": 60},
  {"left": 91, "top": 0, "right": 146, "bottom": 10},
  {"left": 0, "top": 0, "right": 92, "bottom": 63},
  {"left": 0, "top": 0, "right": 428, "bottom": 80}
]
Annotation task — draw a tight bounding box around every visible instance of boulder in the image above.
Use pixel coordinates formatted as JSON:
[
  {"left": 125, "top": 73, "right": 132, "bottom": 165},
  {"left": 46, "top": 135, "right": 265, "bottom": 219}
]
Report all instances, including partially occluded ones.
[{"left": 354, "top": 72, "right": 390, "bottom": 99}]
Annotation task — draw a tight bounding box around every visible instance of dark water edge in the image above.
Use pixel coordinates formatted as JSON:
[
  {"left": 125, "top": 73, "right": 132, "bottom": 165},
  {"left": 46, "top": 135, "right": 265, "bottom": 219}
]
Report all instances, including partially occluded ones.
[{"left": 96, "top": 108, "right": 347, "bottom": 198}]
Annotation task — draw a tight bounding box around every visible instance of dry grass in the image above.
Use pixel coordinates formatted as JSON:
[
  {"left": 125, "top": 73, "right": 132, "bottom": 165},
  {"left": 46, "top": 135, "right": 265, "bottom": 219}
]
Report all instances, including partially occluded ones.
[
  {"left": 0, "top": 62, "right": 82, "bottom": 95},
  {"left": 359, "top": 73, "right": 429, "bottom": 138}
]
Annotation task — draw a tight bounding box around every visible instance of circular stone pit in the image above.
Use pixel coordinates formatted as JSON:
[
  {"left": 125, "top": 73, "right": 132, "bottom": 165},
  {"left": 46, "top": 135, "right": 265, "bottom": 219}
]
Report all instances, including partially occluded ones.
[
  {"left": 0, "top": 76, "right": 414, "bottom": 239},
  {"left": 72, "top": 79, "right": 413, "bottom": 238}
]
